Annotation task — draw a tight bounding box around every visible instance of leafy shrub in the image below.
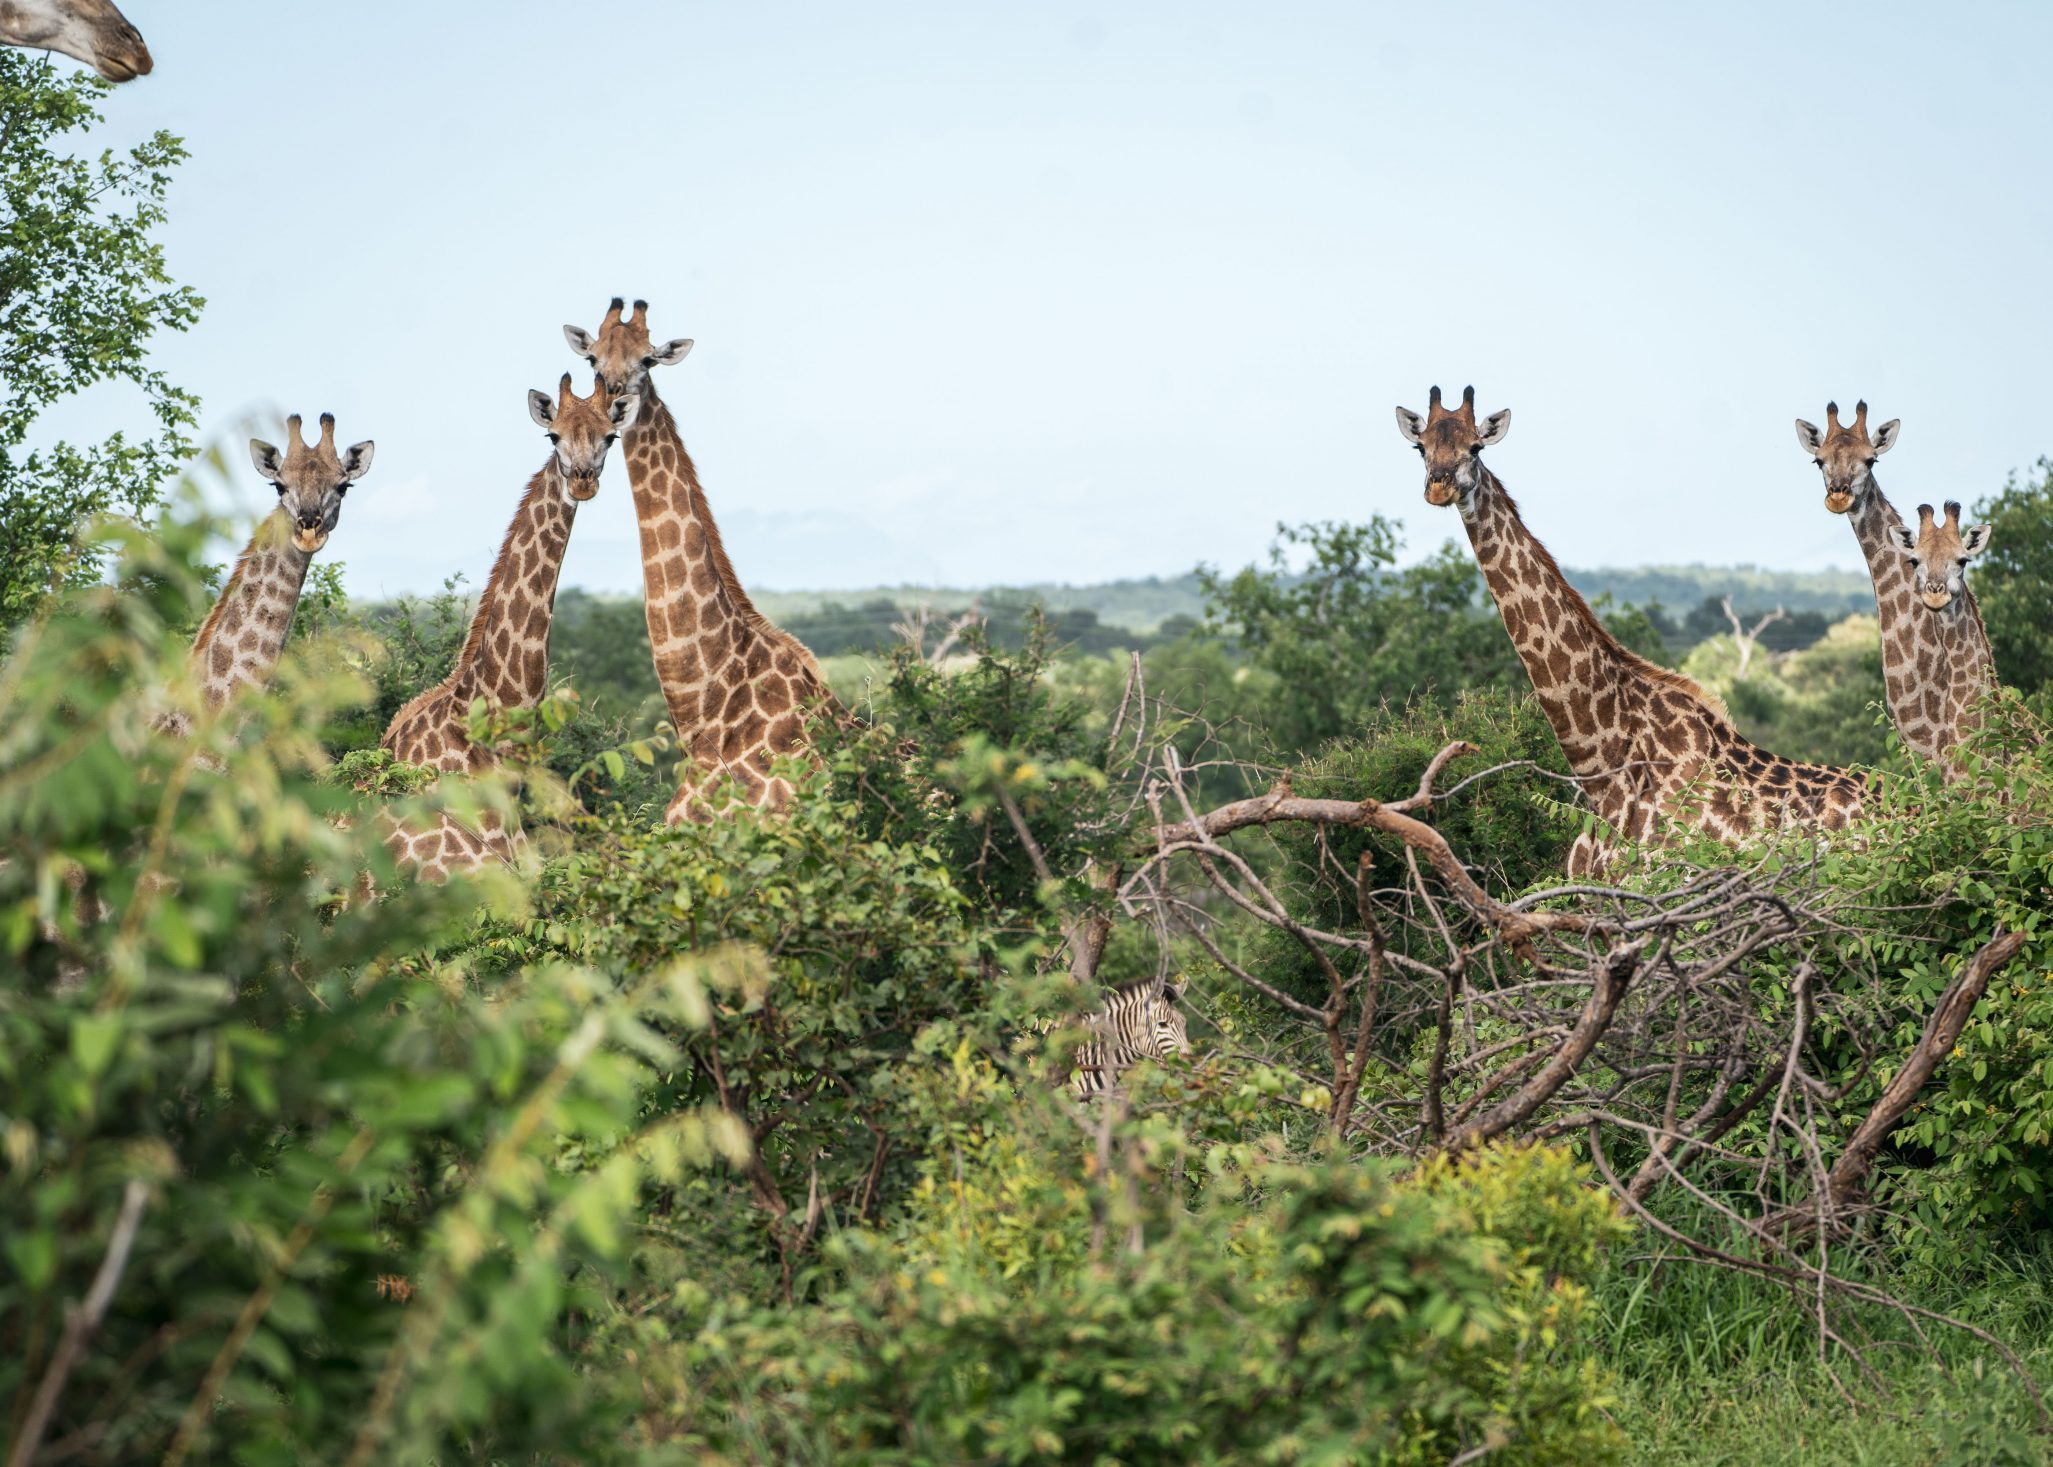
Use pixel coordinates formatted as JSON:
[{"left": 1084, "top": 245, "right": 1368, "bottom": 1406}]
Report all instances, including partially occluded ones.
[
  {"left": 661, "top": 1121, "right": 1626, "bottom": 1464},
  {"left": 1975, "top": 459, "right": 2053, "bottom": 700},
  {"left": 533, "top": 758, "right": 1007, "bottom": 1299},
  {"left": 0, "top": 514, "right": 747, "bottom": 1465}
]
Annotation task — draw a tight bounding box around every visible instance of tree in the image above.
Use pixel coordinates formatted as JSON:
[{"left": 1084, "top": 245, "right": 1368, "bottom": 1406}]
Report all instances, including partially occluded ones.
[
  {"left": 0, "top": 52, "right": 202, "bottom": 629},
  {"left": 1199, "top": 518, "right": 1670, "bottom": 757},
  {"left": 1974, "top": 458, "right": 2053, "bottom": 699}
]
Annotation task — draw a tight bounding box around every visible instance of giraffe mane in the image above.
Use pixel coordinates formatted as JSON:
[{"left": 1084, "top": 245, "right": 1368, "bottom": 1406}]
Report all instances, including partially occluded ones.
[
  {"left": 449, "top": 463, "right": 561, "bottom": 677},
  {"left": 643, "top": 386, "right": 770, "bottom": 627},
  {"left": 190, "top": 511, "right": 284, "bottom": 664}
]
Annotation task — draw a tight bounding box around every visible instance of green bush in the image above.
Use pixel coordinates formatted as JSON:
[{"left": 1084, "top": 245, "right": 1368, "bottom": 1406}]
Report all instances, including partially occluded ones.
[
  {"left": 1975, "top": 459, "right": 2053, "bottom": 700},
  {"left": 660, "top": 1121, "right": 1626, "bottom": 1464},
  {"left": 0, "top": 513, "right": 750, "bottom": 1465}
]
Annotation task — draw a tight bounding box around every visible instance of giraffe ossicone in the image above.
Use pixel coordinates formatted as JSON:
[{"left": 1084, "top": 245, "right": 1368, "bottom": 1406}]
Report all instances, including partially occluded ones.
[
  {"left": 567, "top": 297, "right": 836, "bottom": 823},
  {"left": 377, "top": 373, "right": 634, "bottom": 881},
  {"left": 1397, "top": 384, "right": 1867, "bottom": 875}
]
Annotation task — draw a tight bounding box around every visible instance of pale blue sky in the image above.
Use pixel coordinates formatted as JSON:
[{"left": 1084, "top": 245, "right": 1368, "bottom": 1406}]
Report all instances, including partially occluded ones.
[{"left": 53, "top": 1, "right": 2053, "bottom": 597}]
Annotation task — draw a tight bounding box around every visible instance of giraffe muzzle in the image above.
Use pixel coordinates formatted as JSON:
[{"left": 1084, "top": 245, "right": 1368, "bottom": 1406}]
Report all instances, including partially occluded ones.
[
  {"left": 93, "top": 22, "right": 152, "bottom": 80},
  {"left": 566, "top": 474, "right": 601, "bottom": 502},
  {"left": 1823, "top": 489, "right": 1856, "bottom": 515},
  {"left": 1425, "top": 479, "right": 1460, "bottom": 507}
]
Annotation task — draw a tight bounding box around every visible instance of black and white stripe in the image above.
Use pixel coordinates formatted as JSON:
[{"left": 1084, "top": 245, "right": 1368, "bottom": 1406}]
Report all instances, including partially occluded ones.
[{"left": 1064, "top": 978, "right": 1189, "bottom": 1098}]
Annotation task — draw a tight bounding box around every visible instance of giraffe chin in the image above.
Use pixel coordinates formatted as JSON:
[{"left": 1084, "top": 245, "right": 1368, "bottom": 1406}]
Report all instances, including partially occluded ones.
[
  {"left": 1424, "top": 483, "right": 1460, "bottom": 508},
  {"left": 1824, "top": 490, "right": 1856, "bottom": 514},
  {"left": 566, "top": 479, "right": 600, "bottom": 502},
  {"left": 292, "top": 528, "right": 328, "bottom": 553},
  {"left": 1919, "top": 590, "right": 1953, "bottom": 610}
]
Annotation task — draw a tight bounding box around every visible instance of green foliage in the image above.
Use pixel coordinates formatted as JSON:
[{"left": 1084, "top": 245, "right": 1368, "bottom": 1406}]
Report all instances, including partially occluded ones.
[
  {"left": 1197, "top": 520, "right": 1687, "bottom": 760},
  {"left": 1682, "top": 614, "right": 1895, "bottom": 769},
  {"left": 1198, "top": 518, "right": 1522, "bottom": 755},
  {"left": 0, "top": 53, "right": 202, "bottom": 629},
  {"left": 534, "top": 760, "right": 1003, "bottom": 1295},
  {"left": 1975, "top": 458, "right": 2053, "bottom": 699},
  {"left": 1286, "top": 686, "right": 1579, "bottom": 917},
  {"left": 828, "top": 627, "right": 1123, "bottom": 917},
  {"left": 1824, "top": 706, "right": 2053, "bottom": 1239},
  {"left": 666, "top": 1117, "right": 1625, "bottom": 1464},
  {"left": 0, "top": 512, "right": 748, "bottom": 1464}
]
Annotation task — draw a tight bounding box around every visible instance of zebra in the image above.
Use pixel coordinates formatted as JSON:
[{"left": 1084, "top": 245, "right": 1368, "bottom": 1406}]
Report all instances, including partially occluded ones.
[{"left": 1063, "top": 977, "right": 1190, "bottom": 1098}]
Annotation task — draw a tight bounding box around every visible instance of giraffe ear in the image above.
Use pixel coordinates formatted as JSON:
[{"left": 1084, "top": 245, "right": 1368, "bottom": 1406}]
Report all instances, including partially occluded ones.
[
  {"left": 608, "top": 391, "right": 642, "bottom": 429},
  {"left": 1959, "top": 522, "right": 1993, "bottom": 559},
  {"left": 1793, "top": 419, "right": 1825, "bottom": 455},
  {"left": 646, "top": 337, "right": 693, "bottom": 368},
  {"left": 249, "top": 439, "right": 284, "bottom": 480},
  {"left": 340, "top": 441, "right": 375, "bottom": 481},
  {"left": 563, "top": 324, "right": 597, "bottom": 358},
  {"left": 1394, "top": 407, "right": 1425, "bottom": 445},
  {"left": 1476, "top": 408, "right": 1511, "bottom": 446},
  {"left": 1887, "top": 524, "right": 1919, "bottom": 557},
  {"left": 1870, "top": 418, "right": 1901, "bottom": 455},
  {"left": 528, "top": 389, "right": 556, "bottom": 429}
]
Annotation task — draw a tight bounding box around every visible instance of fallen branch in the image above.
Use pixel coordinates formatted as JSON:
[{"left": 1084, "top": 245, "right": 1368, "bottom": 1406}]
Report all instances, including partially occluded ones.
[{"left": 1778, "top": 928, "right": 2028, "bottom": 1233}]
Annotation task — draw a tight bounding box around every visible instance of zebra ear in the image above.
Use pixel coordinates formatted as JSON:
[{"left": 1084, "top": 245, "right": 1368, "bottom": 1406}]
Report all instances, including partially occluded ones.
[{"left": 1161, "top": 978, "right": 1184, "bottom": 1003}]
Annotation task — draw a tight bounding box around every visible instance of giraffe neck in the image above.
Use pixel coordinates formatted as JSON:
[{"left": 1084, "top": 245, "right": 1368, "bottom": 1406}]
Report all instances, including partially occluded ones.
[
  {"left": 624, "top": 384, "right": 773, "bottom": 724},
  {"left": 442, "top": 460, "right": 578, "bottom": 710},
  {"left": 1844, "top": 484, "right": 1998, "bottom": 760},
  {"left": 190, "top": 508, "right": 313, "bottom": 708},
  {"left": 1844, "top": 484, "right": 1954, "bottom": 761},
  {"left": 1457, "top": 468, "right": 1688, "bottom": 780}
]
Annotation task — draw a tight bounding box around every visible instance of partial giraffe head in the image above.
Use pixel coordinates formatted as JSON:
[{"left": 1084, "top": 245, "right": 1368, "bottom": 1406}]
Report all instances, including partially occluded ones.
[
  {"left": 526, "top": 372, "right": 638, "bottom": 503},
  {"left": 1889, "top": 500, "right": 1993, "bottom": 610},
  {"left": 1394, "top": 385, "right": 1512, "bottom": 507},
  {"left": 248, "top": 414, "right": 374, "bottom": 553},
  {"left": 1, "top": 0, "right": 152, "bottom": 80},
  {"left": 1794, "top": 400, "right": 1901, "bottom": 514},
  {"left": 563, "top": 298, "right": 693, "bottom": 403}
]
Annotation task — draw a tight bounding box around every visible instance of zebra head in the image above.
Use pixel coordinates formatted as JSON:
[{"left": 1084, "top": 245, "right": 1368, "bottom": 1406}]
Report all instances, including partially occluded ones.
[{"left": 1149, "top": 979, "right": 1189, "bottom": 1059}]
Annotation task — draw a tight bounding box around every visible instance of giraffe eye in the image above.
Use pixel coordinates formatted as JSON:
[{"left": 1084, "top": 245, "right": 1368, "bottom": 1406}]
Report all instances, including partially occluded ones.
[
  {"left": 1468, "top": 443, "right": 1482, "bottom": 455},
  {"left": 274, "top": 482, "right": 286, "bottom": 495},
  {"left": 547, "top": 433, "right": 561, "bottom": 444},
  {"left": 1415, "top": 444, "right": 1425, "bottom": 456},
  {"left": 1865, "top": 457, "right": 1877, "bottom": 467}
]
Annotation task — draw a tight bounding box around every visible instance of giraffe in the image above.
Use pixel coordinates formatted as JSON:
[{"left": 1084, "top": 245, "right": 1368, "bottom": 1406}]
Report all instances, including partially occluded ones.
[
  {"left": 1395, "top": 386, "right": 1867, "bottom": 875},
  {"left": 1795, "top": 401, "right": 2000, "bottom": 765},
  {"left": 564, "top": 298, "right": 834, "bottom": 822},
  {"left": 1, "top": 0, "right": 151, "bottom": 79},
  {"left": 377, "top": 373, "right": 638, "bottom": 879},
  {"left": 171, "top": 413, "right": 373, "bottom": 730},
  {"left": 1886, "top": 500, "right": 1999, "bottom": 754}
]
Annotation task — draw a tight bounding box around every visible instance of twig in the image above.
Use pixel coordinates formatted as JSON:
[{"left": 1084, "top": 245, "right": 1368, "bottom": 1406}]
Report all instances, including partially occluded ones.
[{"left": 9, "top": 1180, "right": 149, "bottom": 1467}]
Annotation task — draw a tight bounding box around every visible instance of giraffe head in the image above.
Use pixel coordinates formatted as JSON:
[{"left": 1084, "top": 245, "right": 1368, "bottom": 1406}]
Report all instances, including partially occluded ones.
[
  {"left": 1794, "top": 400, "right": 1901, "bottom": 514},
  {"left": 1888, "top": 500, "right": 1992, "bottom": 610},
  {"left": 248, "top": 414, "right": 374, "bottom": 554},
  {"left": 526, "top": 373, "right": 639, "bottom": 503},
  {"left": 562, "top": 298, "right": 693, "bottom": 404},
  {"left": 2, "top": 0, "right": 152, "bottom": 80},
  {"left": 1394, "top": 385, "right": 1511, "bottom": 507}
]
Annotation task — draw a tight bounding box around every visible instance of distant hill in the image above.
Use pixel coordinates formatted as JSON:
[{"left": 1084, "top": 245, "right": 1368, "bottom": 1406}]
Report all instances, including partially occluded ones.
[{"left": 748, "top": 564, "right": 1875, "bottom": 640}]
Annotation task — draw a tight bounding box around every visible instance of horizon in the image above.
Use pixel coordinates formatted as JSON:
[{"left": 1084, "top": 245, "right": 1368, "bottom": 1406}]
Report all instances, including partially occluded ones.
[{"left": 35, "top": 1, "right": 2053, "bottom": 598}]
